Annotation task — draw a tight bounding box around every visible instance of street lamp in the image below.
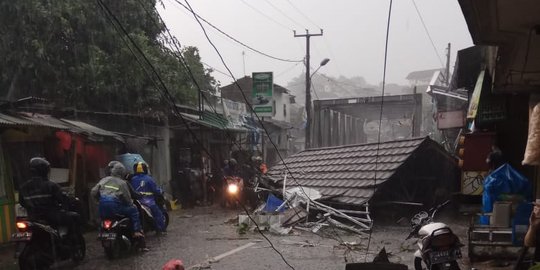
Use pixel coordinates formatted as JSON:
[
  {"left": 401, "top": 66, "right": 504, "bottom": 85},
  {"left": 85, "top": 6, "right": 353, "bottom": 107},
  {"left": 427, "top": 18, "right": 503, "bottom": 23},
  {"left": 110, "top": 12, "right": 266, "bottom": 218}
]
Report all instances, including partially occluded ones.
[
  {"left": 305, "top": 58, "right": 330, "bottom": 149},
  {"left": 311, "top": 58, "right": 330, "bottom": 78}
]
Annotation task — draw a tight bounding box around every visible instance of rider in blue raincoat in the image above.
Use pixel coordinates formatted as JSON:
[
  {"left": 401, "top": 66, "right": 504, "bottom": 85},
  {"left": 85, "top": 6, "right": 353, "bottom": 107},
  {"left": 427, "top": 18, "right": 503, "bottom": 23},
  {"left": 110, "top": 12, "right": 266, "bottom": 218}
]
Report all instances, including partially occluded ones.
[{"left": 130, "top": 162, "right": 166, "bottom": 233}]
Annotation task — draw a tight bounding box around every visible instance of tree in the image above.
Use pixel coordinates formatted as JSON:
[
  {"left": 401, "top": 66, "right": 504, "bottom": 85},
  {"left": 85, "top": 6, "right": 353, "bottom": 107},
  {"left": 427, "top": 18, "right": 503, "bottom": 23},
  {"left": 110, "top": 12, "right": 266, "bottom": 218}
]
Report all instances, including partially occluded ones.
[{"left": 0, "top": 0, "right": 215, "bottom": 113}]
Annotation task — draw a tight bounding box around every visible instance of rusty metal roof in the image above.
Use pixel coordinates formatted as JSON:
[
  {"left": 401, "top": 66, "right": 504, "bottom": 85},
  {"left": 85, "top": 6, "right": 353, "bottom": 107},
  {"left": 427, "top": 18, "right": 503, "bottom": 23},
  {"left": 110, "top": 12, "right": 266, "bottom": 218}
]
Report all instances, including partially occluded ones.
[{"left": 268, "top": 137, "right": 434, "bottom": 205}]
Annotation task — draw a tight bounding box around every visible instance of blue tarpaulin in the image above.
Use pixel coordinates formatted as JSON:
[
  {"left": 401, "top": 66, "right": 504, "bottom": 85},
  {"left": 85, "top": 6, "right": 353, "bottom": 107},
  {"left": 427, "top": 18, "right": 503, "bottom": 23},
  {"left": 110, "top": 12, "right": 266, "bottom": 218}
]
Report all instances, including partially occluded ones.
[
  {"left": 481, "top": 163, "right": 532, "bottom": 224},
  {"left": 117, "top": 153, "right": 146, "bottom": 174},
  {"left": 263, "top": 194, "right": 286, "bottom": 213}
]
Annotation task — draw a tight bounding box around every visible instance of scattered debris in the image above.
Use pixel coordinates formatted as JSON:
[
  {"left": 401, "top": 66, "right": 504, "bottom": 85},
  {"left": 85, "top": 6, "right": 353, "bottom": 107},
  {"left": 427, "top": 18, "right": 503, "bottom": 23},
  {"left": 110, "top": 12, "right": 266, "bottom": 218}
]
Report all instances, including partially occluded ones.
[{"left": 205, "top": 237, "right": 251, "bottom": 241}]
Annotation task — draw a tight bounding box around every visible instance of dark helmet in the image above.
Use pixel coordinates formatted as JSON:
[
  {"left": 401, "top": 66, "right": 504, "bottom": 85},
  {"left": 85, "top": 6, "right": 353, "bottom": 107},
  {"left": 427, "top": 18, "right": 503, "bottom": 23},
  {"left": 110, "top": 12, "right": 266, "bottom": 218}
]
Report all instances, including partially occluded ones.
[
  {"left": 133, "top": 162, "right": 149, "bottom": 174},
  {"left": 30, "top": 157, "right": 50, "bottom": 178}
]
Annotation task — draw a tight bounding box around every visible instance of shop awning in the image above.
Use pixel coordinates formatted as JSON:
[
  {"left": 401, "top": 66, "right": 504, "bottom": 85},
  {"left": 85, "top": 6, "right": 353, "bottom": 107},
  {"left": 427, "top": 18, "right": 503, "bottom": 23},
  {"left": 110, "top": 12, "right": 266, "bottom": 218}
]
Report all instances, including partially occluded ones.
[
  {"left": 61, "top": 119, "right": 124, "bottom": 142},
  {"left": 175, "top": 111, "right": 249, "bottom": 132}
]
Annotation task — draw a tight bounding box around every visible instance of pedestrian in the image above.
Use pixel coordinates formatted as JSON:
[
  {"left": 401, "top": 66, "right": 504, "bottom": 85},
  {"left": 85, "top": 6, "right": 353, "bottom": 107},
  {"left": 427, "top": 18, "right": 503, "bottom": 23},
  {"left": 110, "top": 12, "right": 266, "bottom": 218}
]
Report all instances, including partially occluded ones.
[
  {"left": 178, "top": 161, "right": 194, "bottom": 209},
  {"left": 486, "top": 145, "right": 505, "bottom": 171}
]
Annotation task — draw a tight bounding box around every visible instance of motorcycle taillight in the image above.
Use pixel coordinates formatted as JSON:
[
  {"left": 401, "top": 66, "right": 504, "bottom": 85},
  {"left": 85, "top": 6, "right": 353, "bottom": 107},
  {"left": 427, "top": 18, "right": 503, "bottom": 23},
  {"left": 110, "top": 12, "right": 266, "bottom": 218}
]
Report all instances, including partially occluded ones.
[
  {"left": 16, "top": 221, "right": 29, "bottom": 232},
  {"left": 103, "top": 220, "right": 113, "bottom": 230}
]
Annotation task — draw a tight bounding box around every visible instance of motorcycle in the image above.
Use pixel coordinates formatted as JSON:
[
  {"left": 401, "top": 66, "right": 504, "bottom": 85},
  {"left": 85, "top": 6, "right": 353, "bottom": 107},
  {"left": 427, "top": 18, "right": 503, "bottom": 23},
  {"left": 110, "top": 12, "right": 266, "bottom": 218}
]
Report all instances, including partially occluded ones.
[
  {"left": 12, "top": 195, "right": 86, "bottom": 270},
  {"left": 137, "top": 193, "right": 170, "bottom": 233},
  {"left": 222, "top": 176, "right": 244, "bottom": 208},
  {"left": 98, "top": 210, "right": 145, "bottom": 260},
  {"left": 406, "top": 200, "right": 462, "bottom": 270}
]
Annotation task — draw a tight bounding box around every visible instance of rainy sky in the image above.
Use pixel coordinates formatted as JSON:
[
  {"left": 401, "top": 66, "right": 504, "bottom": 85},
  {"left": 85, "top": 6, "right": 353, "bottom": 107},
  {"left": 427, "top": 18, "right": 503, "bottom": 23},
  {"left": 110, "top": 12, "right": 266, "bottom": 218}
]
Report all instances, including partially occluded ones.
[{"left": 158, "top": 0, "right": 473, "bottom": 87}]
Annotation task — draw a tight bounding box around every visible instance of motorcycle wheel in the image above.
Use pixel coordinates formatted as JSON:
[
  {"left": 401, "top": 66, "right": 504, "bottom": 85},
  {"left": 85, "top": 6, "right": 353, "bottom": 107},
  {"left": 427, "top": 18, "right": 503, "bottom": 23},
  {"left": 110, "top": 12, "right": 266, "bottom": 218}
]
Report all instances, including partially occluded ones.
[
  {"left": 19, "top": 245, "right": 51, "bottom": 270},
  {"left": 104, "top": 239, "right": 121, "bottom": 260},
  {"left": 414, "top": 257, "right": 423, "bottom": 270},
  {"left": 164, "top": 212, "right": 170, "bottom": 229},
  {"left": 448, "top": 261, "right": 460, "bottom": 270},
  {"left": 71, "top": 234, "right": 86, "bottom": 263}
]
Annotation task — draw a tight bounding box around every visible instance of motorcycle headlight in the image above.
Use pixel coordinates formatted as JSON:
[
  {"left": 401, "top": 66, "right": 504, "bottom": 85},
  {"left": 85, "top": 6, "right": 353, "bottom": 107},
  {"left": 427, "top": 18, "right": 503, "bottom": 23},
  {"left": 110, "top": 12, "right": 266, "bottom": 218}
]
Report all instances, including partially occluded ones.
[{"left": 227, "top": 184, "right": 239, "bottom": 194}]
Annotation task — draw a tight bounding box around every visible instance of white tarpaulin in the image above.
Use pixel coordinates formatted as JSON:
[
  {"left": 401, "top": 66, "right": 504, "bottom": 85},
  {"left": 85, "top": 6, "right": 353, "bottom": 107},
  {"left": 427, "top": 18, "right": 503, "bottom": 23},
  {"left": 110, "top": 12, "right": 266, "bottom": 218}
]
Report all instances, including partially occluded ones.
[{"left": 284, "top": 187, "right": 322, "bottom": 207}]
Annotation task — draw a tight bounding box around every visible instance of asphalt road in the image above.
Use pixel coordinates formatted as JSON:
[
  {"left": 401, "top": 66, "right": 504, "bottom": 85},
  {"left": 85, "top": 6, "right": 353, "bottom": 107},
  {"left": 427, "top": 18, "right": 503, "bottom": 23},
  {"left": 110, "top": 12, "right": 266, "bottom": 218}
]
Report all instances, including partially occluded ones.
[{"left": 0, "top": 205, "right": 512, "bottom": 270}]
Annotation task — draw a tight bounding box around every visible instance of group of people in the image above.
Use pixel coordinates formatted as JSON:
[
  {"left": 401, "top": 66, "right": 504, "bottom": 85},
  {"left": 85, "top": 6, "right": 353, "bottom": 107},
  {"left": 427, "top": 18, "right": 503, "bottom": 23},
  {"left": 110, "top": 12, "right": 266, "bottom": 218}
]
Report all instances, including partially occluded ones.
[
  {"left": 18, "top": 157, "right": 167, "bottom": 250},
  {"left": 90, "top": 160, "right": 167, "bottom": 240}
]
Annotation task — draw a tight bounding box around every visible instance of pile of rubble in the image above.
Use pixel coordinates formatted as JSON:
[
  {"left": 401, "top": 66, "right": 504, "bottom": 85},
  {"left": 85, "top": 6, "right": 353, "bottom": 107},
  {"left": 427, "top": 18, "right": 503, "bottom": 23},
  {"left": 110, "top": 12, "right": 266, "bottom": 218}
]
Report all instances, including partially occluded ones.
[{"left": 238, "top": 182, "right": 373, "bottom": 237}]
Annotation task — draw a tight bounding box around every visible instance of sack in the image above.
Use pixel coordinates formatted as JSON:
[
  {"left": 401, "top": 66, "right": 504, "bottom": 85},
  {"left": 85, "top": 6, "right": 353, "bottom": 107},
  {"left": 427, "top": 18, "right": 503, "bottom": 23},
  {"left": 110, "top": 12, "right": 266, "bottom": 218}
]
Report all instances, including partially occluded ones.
[{"left": 523, "top": 94, "right": 540, "bottom": 165}]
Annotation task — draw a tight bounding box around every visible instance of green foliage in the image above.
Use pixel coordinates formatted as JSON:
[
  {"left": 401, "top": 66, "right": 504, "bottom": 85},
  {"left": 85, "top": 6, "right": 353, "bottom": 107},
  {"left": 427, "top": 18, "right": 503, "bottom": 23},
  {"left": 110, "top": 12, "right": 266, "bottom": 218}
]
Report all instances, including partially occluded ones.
[{"left": 0, "top": 0, "right": 215, "bottom": 112}]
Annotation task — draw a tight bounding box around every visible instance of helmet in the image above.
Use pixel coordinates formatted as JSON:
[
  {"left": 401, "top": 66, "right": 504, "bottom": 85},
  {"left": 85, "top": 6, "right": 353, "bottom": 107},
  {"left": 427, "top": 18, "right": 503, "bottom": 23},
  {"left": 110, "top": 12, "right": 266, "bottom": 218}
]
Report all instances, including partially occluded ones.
[
  {"left": 134, "top": 162, "right": 149, "bottom": 174},
  {"left": 251, "top": 156, "right": 262, "bottom": 163},
  {"left": 106, "top": 161, "right": 126, "bottom": 178},
  {"left": 229, "top": 158, "right": 237, "bottom": 167},
  {"left": 29, "top": 157, "right": 50, "bottom": 178}
]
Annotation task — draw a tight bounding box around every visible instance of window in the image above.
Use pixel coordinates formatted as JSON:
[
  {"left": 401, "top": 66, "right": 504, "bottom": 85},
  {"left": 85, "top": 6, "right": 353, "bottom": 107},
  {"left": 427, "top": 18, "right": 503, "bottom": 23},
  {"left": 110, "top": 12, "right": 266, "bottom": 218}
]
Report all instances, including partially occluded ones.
[
  {"left": 283, "top": 104, "right": 287, "bottom": 117},
  {"left": 272, "top": 100, "right": 276, "bottom": 117}
]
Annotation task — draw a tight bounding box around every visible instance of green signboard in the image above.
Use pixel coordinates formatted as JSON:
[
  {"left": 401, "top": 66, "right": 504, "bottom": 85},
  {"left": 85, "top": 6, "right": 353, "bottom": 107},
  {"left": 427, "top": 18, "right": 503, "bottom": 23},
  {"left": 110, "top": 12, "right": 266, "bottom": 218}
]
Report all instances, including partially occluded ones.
[{"left": 252, "top": 72, "right": 274, "bottom": 117}]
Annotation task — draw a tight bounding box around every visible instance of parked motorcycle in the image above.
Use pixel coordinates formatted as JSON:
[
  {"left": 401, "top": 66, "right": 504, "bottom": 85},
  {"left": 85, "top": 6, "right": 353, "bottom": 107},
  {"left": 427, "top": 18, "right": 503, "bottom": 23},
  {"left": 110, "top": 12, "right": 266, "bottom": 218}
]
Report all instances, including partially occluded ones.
[
  {"left": 222, "top": 176, "right": 244, "bottom": 208},
  {"left": 12, "top": 195, "right": 86, "bottom": 270},
  {"left": 137, "top": 193, "right": 170, "bottom": 233},
  {"left": 406, "top": 200, "right": 462, "bottom": 270},
  {"left": 98, "top": 211, "right": 145, "bottom": 260}
]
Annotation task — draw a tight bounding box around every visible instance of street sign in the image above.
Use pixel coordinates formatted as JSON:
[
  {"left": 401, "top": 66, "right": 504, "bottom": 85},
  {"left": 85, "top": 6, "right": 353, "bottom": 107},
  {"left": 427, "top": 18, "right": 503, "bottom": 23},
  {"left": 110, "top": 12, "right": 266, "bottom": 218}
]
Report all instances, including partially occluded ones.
[{"left": 252, "top": 72, "right": 273, "bottom": 117}]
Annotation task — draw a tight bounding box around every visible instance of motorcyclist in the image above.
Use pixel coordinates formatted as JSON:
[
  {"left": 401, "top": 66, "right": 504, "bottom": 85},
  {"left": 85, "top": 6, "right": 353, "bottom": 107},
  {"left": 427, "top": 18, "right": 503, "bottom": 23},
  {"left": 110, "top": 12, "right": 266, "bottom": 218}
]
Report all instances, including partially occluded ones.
[
  {"left": 130, "top": 162, "right": 166, "bottom": 234},
  {"left": 91, "top": 161, "right": 144, "bottom": 238},
  {"left": 223, "top": 158, "right": 238, "bottom": 177},
  {"left": 19, "top": 157, "right": 79, "bottom": 237}
]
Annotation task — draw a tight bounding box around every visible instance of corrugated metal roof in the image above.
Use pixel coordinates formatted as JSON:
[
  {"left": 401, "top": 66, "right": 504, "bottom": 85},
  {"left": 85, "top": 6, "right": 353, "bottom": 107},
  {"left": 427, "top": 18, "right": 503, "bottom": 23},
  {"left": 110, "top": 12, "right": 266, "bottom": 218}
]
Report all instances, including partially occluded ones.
[
  {"left": 61, "top": 119, "right": 124, "bottom": 142},
  {"left": 20, "top": 113, "right": 72, "bottom": 130},
  {"left": 0, "top": 112, "right": 124, "bottom": 142},
  {"left": 268, "top": 137, "right": 433, "bottom": 205},
  {"left": 0, "top": 113, "right": 37, "bottom": 126}
]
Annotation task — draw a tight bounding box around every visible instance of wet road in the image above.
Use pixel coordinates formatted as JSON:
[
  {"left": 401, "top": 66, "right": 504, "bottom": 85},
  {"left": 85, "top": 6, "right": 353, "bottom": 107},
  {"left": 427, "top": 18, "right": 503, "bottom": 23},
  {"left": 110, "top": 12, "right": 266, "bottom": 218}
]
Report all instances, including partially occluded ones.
[{"left": 0, "top": 206, "right": 488, "bottom": 270}]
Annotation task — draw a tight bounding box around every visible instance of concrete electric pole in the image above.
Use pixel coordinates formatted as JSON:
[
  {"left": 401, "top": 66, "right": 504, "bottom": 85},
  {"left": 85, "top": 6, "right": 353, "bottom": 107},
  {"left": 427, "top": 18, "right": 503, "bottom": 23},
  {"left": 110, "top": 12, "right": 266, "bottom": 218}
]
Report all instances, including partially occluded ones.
[{"left": 295, "top": 29, "right": 323, "bottom": 150}]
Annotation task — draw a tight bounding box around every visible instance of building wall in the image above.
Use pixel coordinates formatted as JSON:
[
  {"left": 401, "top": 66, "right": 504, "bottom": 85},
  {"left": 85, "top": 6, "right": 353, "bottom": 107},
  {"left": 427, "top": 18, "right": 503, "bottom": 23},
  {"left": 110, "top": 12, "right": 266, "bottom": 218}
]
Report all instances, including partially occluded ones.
[{"left": 271, "top": 91, "right": 291, "bottom": 123}]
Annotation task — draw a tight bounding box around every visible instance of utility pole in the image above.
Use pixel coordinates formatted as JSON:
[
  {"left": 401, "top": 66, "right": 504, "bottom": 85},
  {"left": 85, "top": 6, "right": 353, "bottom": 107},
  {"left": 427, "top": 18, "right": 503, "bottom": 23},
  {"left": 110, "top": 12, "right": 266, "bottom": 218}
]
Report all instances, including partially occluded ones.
[
  {"left": 295, "top": 29, "right": 323, "bottom": 149},
  {"left": 445, "top": 43, "right": 451, "bottom": 86}
]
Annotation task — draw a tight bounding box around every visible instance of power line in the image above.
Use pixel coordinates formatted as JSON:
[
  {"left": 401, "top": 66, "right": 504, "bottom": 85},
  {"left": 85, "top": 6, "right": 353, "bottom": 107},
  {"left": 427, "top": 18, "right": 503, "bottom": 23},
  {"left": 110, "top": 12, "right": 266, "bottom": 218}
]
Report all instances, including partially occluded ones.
[
  {"left": 410, "top": 0, "right": 445, "bottom": 68},
  {"left": 136, "top": 0, "right": 250, "bottom": 155},
  {"left": 262, "top": 0, "right": 305, "bottom": 29},
  {"left": 97, "top": 3, "right": 305, "bottom": 269},
  {"left": 168, "top": 0, "right": 302, "bottom": 63},
  {"left": 238, "top": 0, "right": 293, "bottom": 31},
  {"left": 365, "top": 0, "right": 393, "bottom": 261},
  {"left": 275, "top": 62, "right": 303, "bottom": 78},
  {"left": 183, "top": 0, "right": 358, "bottom": 253},
  {"left": 201, "top": 61, "right": 234, "bottom": 79},
  {"left": 284, "top": 0, "right": 321, "bottom": 29},
  {"left": 185, "top": 0, "right": 354, "bottom": 260},
  {"left": 181, "top": 0, "right": 356, "bottom": 257}
]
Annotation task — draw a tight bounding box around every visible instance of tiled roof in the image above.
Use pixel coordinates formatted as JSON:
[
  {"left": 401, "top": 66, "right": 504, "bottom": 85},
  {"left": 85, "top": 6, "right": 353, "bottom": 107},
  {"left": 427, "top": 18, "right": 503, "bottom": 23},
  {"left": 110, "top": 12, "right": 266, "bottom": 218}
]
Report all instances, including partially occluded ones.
[{"left": 268, "top": 137, "right": 434, "bottom": 205}]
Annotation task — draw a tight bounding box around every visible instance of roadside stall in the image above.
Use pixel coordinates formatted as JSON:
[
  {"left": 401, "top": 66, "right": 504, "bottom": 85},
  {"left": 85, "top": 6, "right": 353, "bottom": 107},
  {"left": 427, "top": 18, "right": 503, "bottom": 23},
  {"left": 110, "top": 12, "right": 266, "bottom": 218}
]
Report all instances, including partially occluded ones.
[{"left": 468, "top": 164, "right": 533, "bottom": 260}]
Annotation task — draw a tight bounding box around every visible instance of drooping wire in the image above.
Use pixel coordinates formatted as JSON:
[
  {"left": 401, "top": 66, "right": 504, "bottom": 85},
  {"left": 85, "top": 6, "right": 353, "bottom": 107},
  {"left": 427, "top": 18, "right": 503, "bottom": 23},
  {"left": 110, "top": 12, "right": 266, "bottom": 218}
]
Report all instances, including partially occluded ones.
[
  {"left": 262, "top": 0, "right": 305, "bottom": 29},
  {"left": 167, "top": 0, "right": 303, "bottom": 64},
  {"left": 284, "top": 0, "right": 321, "bottom": 29},
  {"left": 364, "top": 0, "right": 393, "bottom": 262},
  {"left": 410, "top": 0, "right": 445, "bottom": 68},
  {"left": 183, "top": 0, "right": 360, "bottom": 253},
  {"left": 113, "top": 1, "right": 300, "bottom": 267},
  {"left": 238, "top": 0, "right": 294, "bottom": 32},
  {"left": 136, "top": 0, "right": 248, "bottom": 154},
  {"left": 96, "top": 4, "right": 299, "bottom": 269}
]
